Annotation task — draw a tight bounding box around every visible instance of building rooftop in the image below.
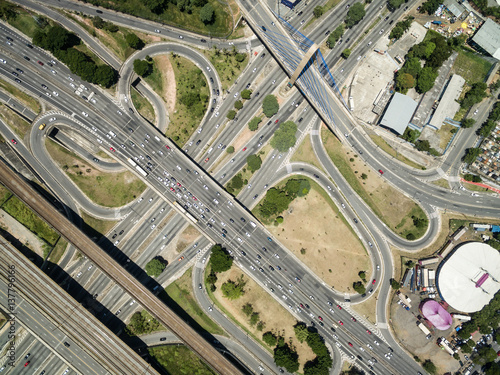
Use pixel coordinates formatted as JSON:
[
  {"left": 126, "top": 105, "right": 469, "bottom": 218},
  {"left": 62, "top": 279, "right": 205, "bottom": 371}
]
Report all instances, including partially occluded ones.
[
  {"left": 380, "top": 93, "right": 418, "bottom": 135},
  {"left": 428, "top": 74, "right": 465, "bottom": 130},
  {"left": 437, "top": 242, "right": 500, "bottom": 313},
  {"left": 420, "top": 300, "right": 453, "bottom": 330},
  {"left": 472, "top": 19, "right": 500, "bottom": 60},
  {"left": 443, "top": 0, "right": 466, "bottom": 17}
]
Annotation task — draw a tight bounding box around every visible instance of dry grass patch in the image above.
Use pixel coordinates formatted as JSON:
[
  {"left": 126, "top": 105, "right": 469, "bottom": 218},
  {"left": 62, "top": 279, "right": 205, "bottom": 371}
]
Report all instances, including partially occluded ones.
[
  {"left": 431, "top": 179, "right": 450, "bottom": 189},
  {"left": 130, "top": 87, "right": 155, "bottom": 124},
  {"left": 436, "top": 123, "right": 457, "bottom": 150},
  {"left": 369, "top": 134, "right": 425, "bottom": 169},
  {"left": 45, "top": 139, "right": 147, "bottom": 207},
  {"left": 175, "top": 225, "right": 202, "bottom": 253},
  {"left": 266, "top": 184, "right": 369, "bottom": 292},
  {"left": 291, "top": 135, "right": 323, "bottom": 171},
  {"left": 212, "top": 266, "right": 316, "bottom": 370},
  {"left": 0, "top": 79, "right": 40, "bottom": 114},
  {"left": 0, "top": 104, "right": 31, "bottom": 139},
  {"left": 322, "top": 125, "right": 427, "bottom": 239},
  {"left": 351, "top": 288, "right": 379, "bottom": 325}
]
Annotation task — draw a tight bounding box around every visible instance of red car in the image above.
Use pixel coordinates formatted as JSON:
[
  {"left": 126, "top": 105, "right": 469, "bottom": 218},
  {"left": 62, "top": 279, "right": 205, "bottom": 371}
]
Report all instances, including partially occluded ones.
[
  {"left": 205, "top": 157, "right": 209, "bottom": 162},
  {"left": 337, "top": 304, "right": 342, "bottom": 310},
  {"left": 109, "top": 147, "right": 115, "bottom": 152},
  {"left": 351, "top": 317, "right": 357, "bottom": 322},
  {"left": 338, "top": 320, "right": 343, "bottom": 326},
  {"left": 366, "top": 329, "right": 372, "bottom": 334},
  {"left": 299, "top": 303, "right": 304, "bottom": 308},
  {"left": 242, "top": 147, "right": 247, "bottom": 151},
  {"left": 165, "top": 145, "right": 171, "bottom": 149},
  {"left": 372, "top": 279, "right": 376, "bottom": 284},
  {"left": 192, "top": 196, "right": 197, "bottom": 200},
  {"left": 37, "top": 61, "right": 43, "bottom": 66},
  {"left": 275, "top": 119, "right": 279, "bottom": 124},
  {"left": 318, "top": 316, "right": 323, "bottom": 321},
  {"left": 177, "top": 182, "right": 181, "bottom": 187},
  {"left": 24, "top": 361, "right": 30, "bottom": 367},
  {"left": 378, "top": 169, "right": 384, "bottom": 174},
  {"left": 348, "top": 342, "right": 353, "bottom": 347},
  {"left": 178, "top": 256, "right": 184, "bottom": 261},
  {"left": 11, "top": 139, "right": 17, "bottom": 144},
  {"left": 169, "top": 187, "right": 175, "bottom": 191}
]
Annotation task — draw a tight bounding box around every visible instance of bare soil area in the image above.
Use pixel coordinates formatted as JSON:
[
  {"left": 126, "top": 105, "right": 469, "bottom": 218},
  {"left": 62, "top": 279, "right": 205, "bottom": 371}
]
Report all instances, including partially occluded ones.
[
  {"left": 267, "top": 186, "right": 369, "bottom": 292},
  {"left": 156, "top": 55, "right": 176, "bottom": 115},
  {"left": 213, "top": 266, "right": 316, "bottom": 371},
  {"left": 175, "top": 225, "right": 202, "bottom": 253}
]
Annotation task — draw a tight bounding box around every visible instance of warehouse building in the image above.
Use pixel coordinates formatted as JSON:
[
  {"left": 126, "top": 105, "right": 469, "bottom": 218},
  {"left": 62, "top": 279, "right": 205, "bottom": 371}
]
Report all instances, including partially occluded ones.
[{"left": 379, "top": 93, "right": 418, "bottom": 135}]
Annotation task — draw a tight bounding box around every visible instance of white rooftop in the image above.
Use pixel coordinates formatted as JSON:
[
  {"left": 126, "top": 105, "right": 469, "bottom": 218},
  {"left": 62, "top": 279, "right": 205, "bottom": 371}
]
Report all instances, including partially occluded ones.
[{"left": 437, "top": 242, "right": 500, "bottom": 313}]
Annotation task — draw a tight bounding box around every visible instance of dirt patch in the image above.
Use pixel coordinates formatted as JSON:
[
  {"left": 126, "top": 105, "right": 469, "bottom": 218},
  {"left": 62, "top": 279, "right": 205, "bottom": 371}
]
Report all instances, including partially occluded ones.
[
  {"left": 0, "top": 209, "right": 46, "bottom": 256},
  {"left": 175, "top": 225, "right": 202, "bottom": 253},
  {"left": 350, "top": 287, "right": 379, "bottom": 325},
  {"left": 267, "top": 186, "right": 369, "bottom": 292},
  {"left": 213, "top": 266, "right": 316, "bottom": 370},
  {"left": 156, "top": 55, "right": 176, "bottom": 115},
  {"left": 226, "top": 124, "right": 257, "bottom": 157}
]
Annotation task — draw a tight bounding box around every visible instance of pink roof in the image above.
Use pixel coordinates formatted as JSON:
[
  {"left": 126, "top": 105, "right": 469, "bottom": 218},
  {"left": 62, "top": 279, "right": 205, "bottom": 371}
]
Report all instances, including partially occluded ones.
[{"left": 420, "top": 300, "right": 452, "bottom": 330}]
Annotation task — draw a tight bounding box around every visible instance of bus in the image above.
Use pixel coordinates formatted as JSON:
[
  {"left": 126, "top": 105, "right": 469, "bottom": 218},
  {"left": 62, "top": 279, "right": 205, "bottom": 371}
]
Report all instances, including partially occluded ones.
[
  {"left": 135, "top": 165, "right": 148, "bottom": 177},
  {"left": 127, "top": 158, "right": 137, "bottom": 167},
  {"left": 173, "top": 201, "right": 198, "bottom": 223}
]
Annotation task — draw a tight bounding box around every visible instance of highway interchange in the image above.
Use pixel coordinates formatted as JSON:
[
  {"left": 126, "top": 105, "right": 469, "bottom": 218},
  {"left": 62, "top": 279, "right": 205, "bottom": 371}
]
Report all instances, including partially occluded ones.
[{"left": 0, "top": 0, "right": 498, "bottom": 374}]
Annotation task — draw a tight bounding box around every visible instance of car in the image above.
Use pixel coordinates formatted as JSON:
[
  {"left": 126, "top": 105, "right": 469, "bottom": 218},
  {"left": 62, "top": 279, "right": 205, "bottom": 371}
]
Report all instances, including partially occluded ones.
[
  {"left": 24, "top": 361, "right": 30, "bottom": 367},
  {"left": 357, "top": 55, "right": 362, "bottom": 61},
  {"left": 178, "top": 256, "right": 184, "bottom": 261},
  {"left": 155, "top": 29, "right": 161, "bottom": 33},
  {"left": 295, "top": 277, "right": 301, "bottom": 282},
  {"left": 348, "top": 342, "right": 353, "bottom": 347},
  {"left": 267, "top": 237, "right": 272, "bottom": 242},
  {"left": 11, "top": 139, "right": 17, "bottom": 144},
  {"left": 242, "top": 147, "right": 247, "bottom": 151},
  {"left": 372, "top": 279, "right": 376, "bottom": 284},
  {"left": 37, "top": 60, "right": 44, "bottom": 66},
  {"left": 252, "top": 67, "right": 257, "bottom": 73},
  {"left": 76, "top": 271, "right": 82, "bottom": 278},
  {"left": 275, "top": 119, "right": 279, "bottom": 124},
  {"left": 351, "top": 317, "right": 357, "bottom": 322},
  {"left": 379, "top": 29, "right": 384, "bottom": 34},
  {"left": 151, "top": 224, "right": 156, "bottom": 229},
  {"left": 178, "top": 35, "right": 183, "bottom": 39},
  {"left": 16, "top": 68, "right": 23, "bottom": 74},
  {"left": 64, "top": 342, "right": 70, "bottom": 347},
  {"left": 23, "top": 56, "right": 30, "bottom": 61},
  {"left": 374, "top": 340, "right": 379, "bottom": 345},
  {"left": 109, "top": 147, "right": 115, "bottom": 152},
  {"left": 378, "top": 169, "right": 384, "bottom": 174},
  {"left": 234, "top": 92, "right": 238, "bottom": 98},
  {"left": 51, "top": 69, "right": 56, "bottom": 74},
  {"left": 338, "top": 320, "right": 343, "bottom": 325},
  {"left": 205, "top": 157, "right": 209, "bottom": 162},
  {"left": 82, "top": 111, "right": 88, "bottom": 117},
  {"left": 318, "top": 316, "right": 323, "bottom": 321},
  {"left": 366, "top": 329, "right": 372, "bottom": 334},
  {"left": 200, "top": 39, "right": 207, "bottom": 43}
]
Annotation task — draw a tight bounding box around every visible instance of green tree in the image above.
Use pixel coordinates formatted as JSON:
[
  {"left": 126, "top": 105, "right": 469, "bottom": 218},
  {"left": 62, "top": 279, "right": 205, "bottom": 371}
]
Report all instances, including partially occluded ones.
[
  {"left": 241, "top": 89, "right": 252, "bottom": 99},
  {"left": 125, "top": 33, "right": 144, "bottom": 50},
  {"left": 206, "top": 270, "right": 217, "bottom": 285},
  {"left": 209, "top": 244, "right": 233, "bottom": 273},
  {"left": 461, "top": 82, "right": 488, "bottom": 109},
  {"left": 133, "top": 59, "right": 151, "bottom": 77},
  {"left": 226, "top": 146, "right": 235, "bottom": 154},
  {"left": 221, "top": 280, "right": 245, "bottom": 299},
  {"left": 294, "top": 322, "right": 309, "bottom": 343},
  {"left": 144, "top": 0, "right": 166, "bottom": 14},
  {"left": 145, "top": 258, "right": 165, "bottom": 277},
  {"left": 200, "top": 3, "right": 215, "bottom": 24},
  {"left": 270, "top": 121, "right": 297, "bottom": 152},
  {"left": 416, "top": 67, "right": 438, "bottom": 93},
  {"left": 125, "top": 311, "right": 161, "bottom": 335},
  {"left": 342, "top": 48, "right": 351, "bottom": 59},
  {"left": 463, "top": 147, "right": 481, "bottom": 164},
  {"left": 390, "top": 26, "right": 405, "bottom": 40},
  {"left": 242, "top": 303, "right": 253, "bottom": 316},
  {"left": 0, "top": 1, "right": 17, "bottom": 20},
  {"left": 234, "top": 100, "right": 243, "bottom": 110},
  {"left": 313, "top": 5, "right": 324, "bottom": 17},
  {"left": 396, "top": 72, "right": 416, "bottom": 92},
  {"left": 248, "top": 117, "right": 262, "bottom": 131},
  {"left": 235, "top": 53, "right": 246, "bottom": 62},
  {"left": 327, "top": 25, "right": 344, "bottom": 48},
  {"left": 92, "top": 16, "right": 105, "bottom": 29},
  {"left": 474, "top": 346, "right": 498, "bottom": 366},
  {"left": 247, "top": 154, "right": 262, "bottom": 172},
  {"left": 259, "top": 188, "right": 292, "bottom": 217},
  {"left": 274, "top": 340, "right": 300, "bottom": 373},
  {"left": 227, "top": 110, "right": 236, "bottom": 120},
  {"left": 358, "top": 271, "right": 366, "bottom": 279},
  {"left": 462, "top": 118, "right": 475, "bottom": 128},
  {"left": 230, "top": 174, "right": 243, "bottom": 189},
  {"left": 94, "top": 65, "right": 117, "bottom": 88},
  {"left": 345, "top": 2, "right": 366, "bottom": 28},
  {"left": 250, "top": 312, "right": 260, "bottom": 326},
  {"left": 422, "top": 360, "right": 437, "bottom": 374},
  {"left": 402, "top": 128, "right": 420, "bottom": 143},
  {"left": 263, "top": 331, "right": 277, "bottom": 346},
  {"left": 390, "top": 279, "right": 401, "bottom": 290},
  {"left": 420, "top": 0, "right": 441, "bottom": 14},
  {"left": 353, "top": 281, "right": 366, "bottom": 294},
  {"left": 416, "top": 139, "right": 431, "bottom": 152},
  {"left": 263, "top": 95, "right": 279, "bottom": 117},
  {"left": 388, "top": 0, "right": 405, "bottom": 10}
]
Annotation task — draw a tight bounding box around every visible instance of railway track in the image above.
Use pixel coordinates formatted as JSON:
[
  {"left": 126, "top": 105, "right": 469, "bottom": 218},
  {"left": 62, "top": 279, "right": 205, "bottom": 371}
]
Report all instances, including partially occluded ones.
[{"left": 0, "top": 158, "right": 243, "bottom": 375}]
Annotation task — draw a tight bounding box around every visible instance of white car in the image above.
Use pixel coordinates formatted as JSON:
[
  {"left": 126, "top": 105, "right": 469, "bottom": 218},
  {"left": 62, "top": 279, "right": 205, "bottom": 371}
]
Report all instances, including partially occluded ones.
[
  {"left": 49, "top": 117, "right": 56, "bottom": 122},
  {"left": 234, "top": 92, "right": 239, "bottom": 98},
  {"left": 76, "top": 272, "right": 82, "bottom": 278},
  {"left": 51, "top": 69, "right": 57, "bottom": 74},
  {"left": 0, "top": 58, "right": 6, "bottom": 64},
  {"left": 206, "top": 66, "right": 211, "bottom": 71},
  {"left": 155, "top": 29, "right": 161, "bottom": 33},
  {"left": 252, "top": 67, "right": 257, "bottom": 73},
  {"left": 178, "top": 35, "right": 183, "bottom": 39},
  {"left": 82, "top": 111, "right": 88, "bottom": 117},
  {"left": 215, "top": 112, "right": 219, "bottom": 117},
  {"left": 379, "top": 29, "right": 384, "bottom": 34},
  {"left": 53, "top": 91, "right": 58, "bottom": 96},
  {"left": 357, "top": 55, "right": 362, "bottom": 61}
]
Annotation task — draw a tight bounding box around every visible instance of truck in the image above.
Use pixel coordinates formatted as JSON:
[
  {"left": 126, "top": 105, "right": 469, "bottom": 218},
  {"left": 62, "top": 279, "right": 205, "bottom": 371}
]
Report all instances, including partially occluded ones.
[
  {"left": 432, "top": 20, "right": 442, "bottom": 25},
  {"left": 348, "top": 96, "right": 354, "bottom": 111}
]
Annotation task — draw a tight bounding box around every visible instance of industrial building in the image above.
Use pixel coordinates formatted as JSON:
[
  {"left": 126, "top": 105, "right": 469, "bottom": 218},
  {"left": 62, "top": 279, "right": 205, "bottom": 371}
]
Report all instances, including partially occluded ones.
[
  {"left": 428, "top": 74, "right": 465, "bottom": 130},
  {"left": 471, "top": 19, "right": 500, "bottom": 60},
  {"left": 379, "top": 93, "right": 418, "bottom": 135},
  {"left": 437, "top": 242, "right": 500, "bottom": 312}
]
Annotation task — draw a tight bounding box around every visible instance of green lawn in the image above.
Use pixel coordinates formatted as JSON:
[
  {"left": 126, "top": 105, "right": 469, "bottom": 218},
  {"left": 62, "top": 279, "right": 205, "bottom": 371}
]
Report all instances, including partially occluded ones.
[
  {"left": 149, "top": 345, "right": 215, "bottom": 375},
  {"left": 452, "top": 49, "right": 493, "bottom": 84},
  {"left": 45, "top": 139, "right": 147, "bottom": 207},
  {"left": 0, "top": 184, "right": 12, "bottom": 205},
  {"left": 80, "top": 212, "right": 117, "bottom": 242},
  {"left": 203, "top": 49, "right": 249, "bottom": 92},
  {"left": 0, "top": 79, "right": 41, "bottom": 114},
  {"left": 131, "top": 87, "right": 156, "bottom": 124},
  {"left": 164, "top": 268, "right": 224, "bottom": 335},
  {"left": 6, "top": 6, "right": 52, "bottom": 38},
  {"left": 143, "top": 58, "right": 164, "bottom": 98}
]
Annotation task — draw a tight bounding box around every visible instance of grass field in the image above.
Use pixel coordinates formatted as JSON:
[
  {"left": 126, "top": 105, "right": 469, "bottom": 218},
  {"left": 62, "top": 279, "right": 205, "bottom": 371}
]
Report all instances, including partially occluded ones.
[
  {"left": 209, "top": 266, "right": 316, "bottom": 371},
  {"left": 149, "top": 345, "right": 215, "bottom": 375},
  {"left": 291, "top": 135, "right": 324, "bottom": 171},
  {"left": 1, "top": 195, "right": 59, "bottom": 245},
  {"left": 369, "top": 134, "right": 425, "bottom": 169},
  {"left": 165, "top": 268, "right": 224, "bottom": 335},
  {"left": 45, "top": 139, "right": 147, "bottom": 207},
  {"left": 84, "top": 0, "right": 232, "bottom": 37},
  {"left": 166, "top": 55, "right": 209, "bottom": 147},
  {"left": 143, "top": 56, "right": 164, "bottom": 96},
  {"left": 80, "top": 212, "right": 117, "bottom": 242},
  {"left": 0, "top": 184, "right": 12, "bottom": 205},
  {"left": 48, "top": 238, "right": 68, "bottom": 264},
  {"left": 436, "top": 123, "right": 457, "bottom": 150},
  {"left": 321, "top": 126, "right": 428, "bottom": 239},
  {"left": 0, "top": 79, "right": 41, "bottom": 114},
  {"left": 6, "top": 6, "right": 52, "bottom": 38},
  {"left": 130, "top": 87, "right": 155, "bottom": 124},
  {"left": 431, "top": 179, "right": 450, "bottom": 189},
  {"left": 452, "top": 49, "right": 493, "bottom": 84},
  {"left": 203, "top": 49, "right": 249, "bottom": 91},
  {"left": 262, "top": 179, "right": 370, "bottom": 292},
  {"left": 0, "top": 104, "right": 31, "bottom": 139}
]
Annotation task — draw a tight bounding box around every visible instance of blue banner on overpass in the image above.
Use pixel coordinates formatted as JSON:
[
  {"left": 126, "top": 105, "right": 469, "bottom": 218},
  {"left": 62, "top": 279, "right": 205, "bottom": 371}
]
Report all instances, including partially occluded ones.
[{"left": 281, "top": 0, "right": 301, "bottom": 9}]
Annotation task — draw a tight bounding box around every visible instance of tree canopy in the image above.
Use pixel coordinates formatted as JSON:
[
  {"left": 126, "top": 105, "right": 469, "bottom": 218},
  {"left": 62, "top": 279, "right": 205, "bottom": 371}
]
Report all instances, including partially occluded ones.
[
  {"left": 126, "top": 33, "right": 144, "bottom": 50},
  {"left": 241, "top": 89, "right": 252, "bottom": 99},
  {"left": 133, "top": 59, "right": 152, "bottom": 77},
  {"left": 274, "top": 339, "right": 299, "bottom": 373},
  {"left": 345, "top": 2, "right": 366, "bottom": 28},
  {"left": 342, "top": 48, "right": 351, "bottom": 59},
  {"left": 221, "top": 279, "right": 245, "bottom": 299},
  {"left": 209, "top": 244, "right": 233, "bottom": 273},
  {"left": 145, "top": 258, "right": 166, "bottom": 277},
  {"left": 313, "top": 5, "right": 324, "bottom": 17},
  {"left": 247, "top": 154, "right": 262, "bottom": 172},
  {"left": 262, "top": 95, "right": 279, "bottom": 117},
  {"left": 270, "top": 121, "right": 297, "bottom": 152},
  {"left": 327, "top": 25, "right": 344, "bottom": 48},
  {"left": 200, "top": 3, "right": 215, "bottom": 24},
  {"left": 461, "top": 82, "right": 488, "bottom": 109},
  {"left": 248, "top": 116, "right": 262, "bottom": 131}
]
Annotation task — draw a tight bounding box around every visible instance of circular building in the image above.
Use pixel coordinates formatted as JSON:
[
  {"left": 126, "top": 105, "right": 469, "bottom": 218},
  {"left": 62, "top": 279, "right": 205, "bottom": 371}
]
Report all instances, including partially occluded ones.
[
  {"left": 420, "top": 300, "right": 452, "bottom": 330},
  {"left": 437, "top": 242, "right": 500, "bottom": 313}
]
